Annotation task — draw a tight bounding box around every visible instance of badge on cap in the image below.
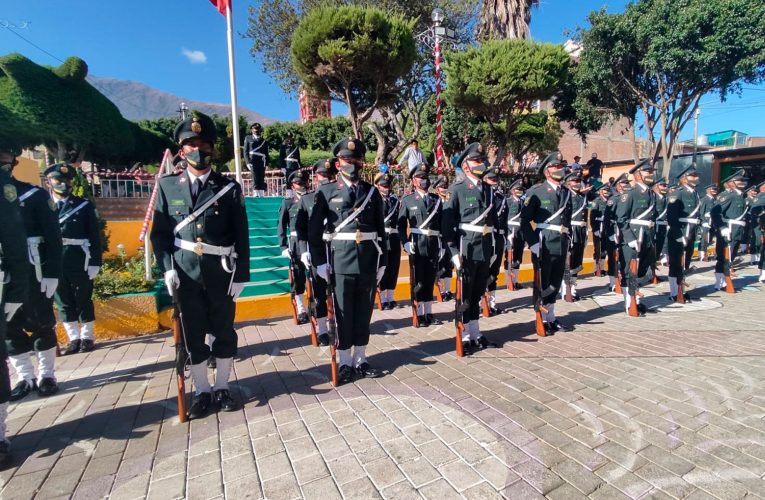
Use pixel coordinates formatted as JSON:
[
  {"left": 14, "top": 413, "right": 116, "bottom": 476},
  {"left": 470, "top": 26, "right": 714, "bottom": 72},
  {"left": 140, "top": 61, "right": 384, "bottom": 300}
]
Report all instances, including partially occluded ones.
[
  {"left": 60, "top": 166, "right": 68, "bottom": 174},
  {"left": 347, "top": 140, "right": 356, "bottom": 151},
  {"left": 191, "top": 118, "right": 202, "bottom": 134}
]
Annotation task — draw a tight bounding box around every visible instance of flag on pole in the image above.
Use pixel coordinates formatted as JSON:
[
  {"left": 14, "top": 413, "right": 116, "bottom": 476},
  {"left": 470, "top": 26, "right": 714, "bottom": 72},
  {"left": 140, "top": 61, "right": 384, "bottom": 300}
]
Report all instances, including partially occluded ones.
[{"left": 209, "top": 0, "right": 230, "bottom": 16}]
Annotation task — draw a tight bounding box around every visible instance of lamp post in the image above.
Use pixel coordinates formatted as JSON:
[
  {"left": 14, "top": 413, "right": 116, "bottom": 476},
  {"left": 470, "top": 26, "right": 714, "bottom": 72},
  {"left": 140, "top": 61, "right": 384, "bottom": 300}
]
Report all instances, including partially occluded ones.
[
  {"left": 417, "top": 8, "right": 455, "bottom": 173},
  {"left": 177, "top": 102, "right": 189, "bottom": 121}
]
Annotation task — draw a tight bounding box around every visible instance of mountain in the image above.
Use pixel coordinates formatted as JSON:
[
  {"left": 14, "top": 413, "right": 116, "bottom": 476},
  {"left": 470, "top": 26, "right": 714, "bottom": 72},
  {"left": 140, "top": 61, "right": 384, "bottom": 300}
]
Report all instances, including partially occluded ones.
[{"left": 88, "top": 76, "right": 276, "bottom": 124}]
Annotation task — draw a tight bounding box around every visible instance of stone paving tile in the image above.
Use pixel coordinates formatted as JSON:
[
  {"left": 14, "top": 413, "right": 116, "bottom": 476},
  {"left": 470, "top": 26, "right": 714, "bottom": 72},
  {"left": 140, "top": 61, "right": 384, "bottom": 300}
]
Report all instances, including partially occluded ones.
[{"left": 1, "top": 265, "right": 765, "bottom": 499}]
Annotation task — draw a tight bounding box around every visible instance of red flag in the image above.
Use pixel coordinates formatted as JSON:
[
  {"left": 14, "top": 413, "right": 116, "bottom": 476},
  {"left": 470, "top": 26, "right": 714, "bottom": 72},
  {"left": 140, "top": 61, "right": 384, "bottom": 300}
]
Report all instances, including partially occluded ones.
[{"left": 209, "top": 0, "right": 229, "bottom": 16}]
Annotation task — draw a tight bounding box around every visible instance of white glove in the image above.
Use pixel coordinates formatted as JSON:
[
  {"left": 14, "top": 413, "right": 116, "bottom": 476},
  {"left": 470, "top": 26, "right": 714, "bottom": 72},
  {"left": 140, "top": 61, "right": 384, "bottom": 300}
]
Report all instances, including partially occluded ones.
[
  {"left": 87, "top": 266, "right": 100, "bottom": 280},
  {"left": 247, "top": 163, "right": 252, "bottom": 169},
  {"left": 301, "top": 251, "right": 311, "bottom": 268},
  {"left": 281, "top": 248, "right": 291, "bottom": 258},
  {"left": 609, "top": 235, "right": 617, "bottom": 242},
  {"left": 593, "top": 231, "right": 600, "bottom": 237},
  {"left": 164, "top": 269, "right": 180, "bottom": 295},
  {"left": 404, "top": 242, "right": 414, "bottom": 255},
  {"left": 721, "top": 228, "right": 731, "bottom": 240},
  {"left": 316, "top": 264, "right": 330, "bottom": 282},
  {"left": 628, "top": 240, "right": 639, "bottom": 250},
  {"left": 451, "top": 255, "right": 461, "bottom": 271},
  {"left": 4, "top": 303, "right": 22, "bottom": 321},
  {"left": 529, "top": 243, "right": 540, "bottom": 257},
  {"left": 439, "top": 249, "right": 446, "bottom": 260},
  {"left": 376, "top": 266, "right": 386, "bottom": 284},
  {"left": 40, "top": 277, "right": 59, "bottom": 299},
  {"left": 230, "top": 282, "right": 245, "bottom": 300}
]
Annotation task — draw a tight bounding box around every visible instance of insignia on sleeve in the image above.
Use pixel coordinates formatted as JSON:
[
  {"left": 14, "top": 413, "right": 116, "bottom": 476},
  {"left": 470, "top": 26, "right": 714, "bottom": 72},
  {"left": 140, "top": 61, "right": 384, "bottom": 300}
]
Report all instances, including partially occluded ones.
[
  {"left": 524, "top": 198, "right": 531, "bottom": 206},
  {"left": 3, "top": 184, "right": 17, "bottom": 202},
  {"left": 48, "top": 198, "right": 57, "bottom": 211},
  {"left": 669, "top": 195, "right": 678, "bottom": 203},
  {"left": 621, "top": 194, "right": 628, "bottom": 202}
]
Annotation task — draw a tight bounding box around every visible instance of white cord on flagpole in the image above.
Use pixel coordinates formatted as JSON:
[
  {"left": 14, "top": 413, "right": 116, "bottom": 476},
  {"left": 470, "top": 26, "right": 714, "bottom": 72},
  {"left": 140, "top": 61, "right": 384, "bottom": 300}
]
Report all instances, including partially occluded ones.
[{"left": 225, "top": 2, "right": 243, "bottom": 185}]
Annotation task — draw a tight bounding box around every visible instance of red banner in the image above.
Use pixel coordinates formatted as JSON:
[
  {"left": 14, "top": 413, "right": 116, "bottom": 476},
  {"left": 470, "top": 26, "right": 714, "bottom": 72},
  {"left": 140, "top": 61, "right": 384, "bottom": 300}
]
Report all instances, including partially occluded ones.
[{"left": 209, "top": 0, "right": 229, "bottom": 16}]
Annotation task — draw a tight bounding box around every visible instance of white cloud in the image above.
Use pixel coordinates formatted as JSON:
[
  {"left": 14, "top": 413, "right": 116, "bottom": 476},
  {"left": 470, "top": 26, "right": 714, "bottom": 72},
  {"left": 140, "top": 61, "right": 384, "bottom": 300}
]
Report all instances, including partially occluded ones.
[{"left": 181, "top": 47, "right": 207, "bottom": 64}]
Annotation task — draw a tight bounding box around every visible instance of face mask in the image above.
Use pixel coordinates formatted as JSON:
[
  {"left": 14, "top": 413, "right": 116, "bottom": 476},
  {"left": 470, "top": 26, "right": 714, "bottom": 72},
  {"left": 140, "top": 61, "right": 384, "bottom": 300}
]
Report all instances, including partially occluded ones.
[
  {"left": 378, "top": 186, "right": 390, "bottom": 196},
  {"left": 340, "top": 163, "right": 359, "bottom": 182},
  {"left": 418, "top": 178, "right": 430, "bottom": 190},
  {"left": 643, "top": 174, "right": 655, "bottom": 186},
  {"left": 686, "top": 177, "right": 699, "bottom": 188},
  {"left": 549, "top": 168, "right": 564, "bottom": 182},
  {"left": 294, "top": 185, "right": 307, "bottom": 195},
  {"left": 469, "top": 161, "right": 488, "bottom": 178},
  {"left": 185, "top": 149, "right": 212, "bottom": 169},
  {"left": 52, "top": 182, "right": 70, "bottom": 195}
]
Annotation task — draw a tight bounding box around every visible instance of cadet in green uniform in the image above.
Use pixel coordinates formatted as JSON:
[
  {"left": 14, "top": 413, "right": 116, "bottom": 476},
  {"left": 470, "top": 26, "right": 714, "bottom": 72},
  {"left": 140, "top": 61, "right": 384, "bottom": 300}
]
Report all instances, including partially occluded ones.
[
  {"left": 278, "top": 170, "right": 310, "bottom": 324},
  {"left": 434, "top": 176, "right": 454, "bottom": 300},
  {"left": 296, "top": 159, "right": 337, "bottom": 347},
  {"left": 0, "top": 157, "right": 30, "bottom": 464},
  {"left": 483, "top": 166, "right": 507, "bottom": 314},
  {"left": 653, "top": 178, "right": 670, "bottom": 268},
  {"left": 308, "top": 139, "right": 388, "bottom": 384},
  {"left": 615, "top": 160, "right": 657, "bottom": 315},
  {"left": 711, "top": 169, "right": 748, "bottom": 290},
  {"left": 279, "top": 133, "right": 301, "bottom": 197},
  {"left": 505, "top": 179, "right": 525, "bottom": 290},
  {"left": 590, "top": 183, "right": 611, "bottom": 281},
  {"left": 666, "top": 165, "right": 701, "bottom": 301},
  {"left": 442, "top": 143, "right": 498, "bottom": 351},
  {"left": 398, "top": 163, "right": 443, "bottom": 326},
  {"left": 151, "top": 112, "right": 250, "bottom": 418},
  {"left": 561, "top": 171, "right": 587, "bottom": 301},
  {"left": 375, "top": 173, "right": 401, "bottom": 310},
  {"left": 520, "top": 152, "right": 573, "bottom": 333},
  {"left": 243, "top": 123, "right": 268, "bottom": 197},
  {"left": 2, "top": 151, "right": 63, "bottom": 399},
  {"left": 697, "top": 184, "right": 719, "bottom": 261},
  {"left": 45, "top": 164, "right": 102, "bottom": 354}
]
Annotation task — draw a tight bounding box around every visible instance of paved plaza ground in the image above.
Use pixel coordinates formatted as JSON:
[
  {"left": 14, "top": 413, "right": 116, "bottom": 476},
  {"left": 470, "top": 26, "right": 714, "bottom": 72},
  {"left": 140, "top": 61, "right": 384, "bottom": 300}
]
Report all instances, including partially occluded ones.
[{"left": 2, "top": 261, "right": 765, "bottom": 499}]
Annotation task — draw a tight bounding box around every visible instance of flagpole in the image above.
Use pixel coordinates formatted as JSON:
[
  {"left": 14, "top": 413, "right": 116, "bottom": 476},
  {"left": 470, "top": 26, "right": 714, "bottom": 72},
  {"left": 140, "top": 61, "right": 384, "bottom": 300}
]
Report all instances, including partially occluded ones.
[{"left": 225, "top": 1, "right": 243, "bottom": 184}]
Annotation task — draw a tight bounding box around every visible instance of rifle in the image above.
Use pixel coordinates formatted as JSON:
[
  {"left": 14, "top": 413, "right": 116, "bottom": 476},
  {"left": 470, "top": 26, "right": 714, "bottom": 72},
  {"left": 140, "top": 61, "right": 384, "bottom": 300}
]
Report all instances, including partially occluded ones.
[
  {"left": 287, "top": 258, "right": 299, "bottom": 324},
  {"left": 375, "top": 287, "right": 383, "bottom": 311},
  {"left": 325, "top": 245, "right": 339, "bottom": 386},
  {"left": 454, "top": 263, "right": 468, "bottom": 356},
  {"left": 593, "top": 234, "right": 602, "bottom": 277},
  {"left": 170, "top": 289, "right": 189, "bottom": 423},
  {"left": 482, "top": 290, "right": 491, "bottom": 318},
  {"left": 434, "top": 264, "right": 445, "bottom": 302},
  {"left": 305, "top": 269, "right": 319, "bottom": 346},
  {"left": 627, "top": 228, "right": 643, "bottom": 317},
  {"left": 408, "top": 253, "right": 422, "bottom": 327},
  {"left": 676, "top": 238, "right": 687, "bottom": 304},
  {"left": 563, "top": 246, "right": 574, "bottom": 303},
  {"left": 531, "top": 253, "right": 549, "bottom": 336},
  {"left": 724, "top": 242, "right": 736, "bottom": 293},
  {"left": 614, "top": 245, "right": 623, "bottom": 294}
]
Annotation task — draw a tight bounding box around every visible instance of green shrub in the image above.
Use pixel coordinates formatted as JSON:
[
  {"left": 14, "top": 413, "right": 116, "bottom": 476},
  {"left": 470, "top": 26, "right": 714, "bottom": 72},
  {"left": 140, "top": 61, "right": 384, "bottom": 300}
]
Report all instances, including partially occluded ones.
[{"left": 93, "top": 250, "right": 157, "bottom": 301}]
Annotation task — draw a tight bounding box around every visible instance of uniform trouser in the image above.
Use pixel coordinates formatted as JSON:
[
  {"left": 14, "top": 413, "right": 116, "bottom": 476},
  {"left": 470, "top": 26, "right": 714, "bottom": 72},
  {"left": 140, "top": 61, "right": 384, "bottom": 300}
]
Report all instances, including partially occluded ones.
[
  {"left": 289, "top": 260, "right": 307, "bottom": 295},
  {"left": 438, "top": 246, "right": 453, "bottom": 279},
  {"left": 698, "top": 226, "right": 712, "bottom": 253},
  {"left": 334, "top": 273, "right": 375, "bottom": 350},
  {"left": 619, "top": 243, "right": 653, "bottom": 286},
  {"left": 309, "top": 267, "right": 328, "bottom": 318},
  {"left": 177, "top": 276, "right": 237, "bottom": 365},
  {"left": 541, "top": 247, "right": 566, "bottom": 306},
  {"left": 715, "top": 238, "right": 742, "bottom": 274},
  {"left": 6, "top": 272, "right": 58, "bottom": 356},
  {"left": 54, "top": 269, "right": 95, "bottom": 323},
  {"left": 655, "top": 225, "right": 667, "bottom": 258},
  {"left": 379, "top": 235, "right": 401, "bottom": 291},
  {"left": 487, "top": 237, "right": 506, "bottom": 292},
  {"left": 570, "top": 233, "right": 586, "bottom": 274},
  {"left": 592, "top": 235, "right": 604, "bottom": 261},
  {"left": 759, "top": 232, "right": 765, "bottom": 271},
  {"left": 503, "top": 233, "right": 524, "bottom": 271},
  {"left": 667, "top": 235, "right": 695, "bottom": 279},
  {"left": 413, "top": 254, "right": 437, "bottom": 302},
  {"left": 605, "top": 239, "right": 617, "bottom": 277},
  {"left": 250, "top": 164, "right": 266, "bottom": 191},
  {"left": 0, "top": 314, "right": 11, "bottom": 404},
  {"left": 460, "top": 259, "right": 490, "bottom": 322}
]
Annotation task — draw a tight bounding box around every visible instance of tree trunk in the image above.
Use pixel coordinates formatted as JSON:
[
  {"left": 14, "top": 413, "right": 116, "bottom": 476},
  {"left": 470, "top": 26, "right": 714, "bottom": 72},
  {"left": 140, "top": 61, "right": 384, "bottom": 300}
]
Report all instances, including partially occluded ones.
[
  {"left": 630, "top": 120, "right": 639, "bottom": 162},
  {"left": 478, "top": 0, "right": 538, "bottom": 40},
  {"left": 367, "top": 121, "right": 388, "bottom": 165}
]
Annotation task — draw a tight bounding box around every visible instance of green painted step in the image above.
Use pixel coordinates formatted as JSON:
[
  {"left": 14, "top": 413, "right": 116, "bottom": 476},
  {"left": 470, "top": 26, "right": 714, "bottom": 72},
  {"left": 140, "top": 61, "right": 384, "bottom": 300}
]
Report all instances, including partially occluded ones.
[{"left": 243, "top": 197, "right": 290, "bottom": 298}]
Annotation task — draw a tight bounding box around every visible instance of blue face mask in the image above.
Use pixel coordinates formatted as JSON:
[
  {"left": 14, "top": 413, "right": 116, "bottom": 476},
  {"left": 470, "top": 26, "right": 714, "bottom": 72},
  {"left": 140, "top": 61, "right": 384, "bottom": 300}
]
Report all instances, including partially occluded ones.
[
  {"left": 185, "top": 149, "right": 212, "bottom": 169},
  {"left": 52, "top": 182, "right": 71, "bottom": 195}
]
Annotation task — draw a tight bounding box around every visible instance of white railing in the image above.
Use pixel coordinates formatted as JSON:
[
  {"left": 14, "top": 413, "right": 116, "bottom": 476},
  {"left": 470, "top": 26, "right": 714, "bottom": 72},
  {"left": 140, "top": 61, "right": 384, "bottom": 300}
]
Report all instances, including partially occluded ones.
[{"left": 98, "top": 176, "right": 156, "bottom": 198}]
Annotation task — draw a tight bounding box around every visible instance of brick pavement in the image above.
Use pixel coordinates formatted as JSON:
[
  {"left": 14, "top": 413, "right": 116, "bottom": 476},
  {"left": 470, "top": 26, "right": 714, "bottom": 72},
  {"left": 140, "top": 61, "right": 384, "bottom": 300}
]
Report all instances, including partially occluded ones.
[{"left": 2, "top": 261, "right": 765, "bottom": 499}]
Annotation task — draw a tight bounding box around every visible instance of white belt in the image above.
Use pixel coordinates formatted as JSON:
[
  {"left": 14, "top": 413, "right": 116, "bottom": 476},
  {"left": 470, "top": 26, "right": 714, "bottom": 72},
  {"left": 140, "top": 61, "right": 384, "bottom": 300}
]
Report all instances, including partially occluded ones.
[
  {"left": 726, "top": 219, "right": 746, "bottom": 227},
  {"left": 495, "top": 229, "right": 505, "bottom": 235},
  {"left": 385, "top": 227, "right": 397, "bottom": 234},
  {"left": 702, "top": 222, "right": 711, "bottom": 228},
  {"left": 630, "top": 219, "right": 654, "bottom": 227},
  {"left": 594, "top": 217, "right": 604, "bottom": 221},
  {"left": 570, "top": 221, "right": 586, "bottom": 227},
  {"left": 410, "top": 228, "right": 440, "bottom": 237},
  {"left": 460, "top": 223, "right": 493, "bottom": 235},
  {"left": 175, "top": 238, "right": 235, "bottom": 257},
  {"left": 324, "top": 231, "right": 378, "bottom": 243},
  {"left": 679, "top": 217, "right": 700, "bottom": 224},
  {"left": 656, "top": 221, "right": 667, "bottom": 226},
  {"left": 289, "top": 231, "right": 298, "bottom": 237},
  {"left": 27, "top": 236, "right": 44, "bottom": 282},
  {"left": 507, "top": 221, "right": 521, "bottom": 227},
  {"left": 537, "top": 223, "right": 569, "bottom": 234},
  {"left": 62, "top": 238, "right": 91, "bottom": 271}
]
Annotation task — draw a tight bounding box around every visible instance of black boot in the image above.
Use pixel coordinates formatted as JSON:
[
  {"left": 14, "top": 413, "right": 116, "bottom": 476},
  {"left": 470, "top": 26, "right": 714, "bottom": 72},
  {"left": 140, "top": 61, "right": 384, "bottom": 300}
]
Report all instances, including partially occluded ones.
[
  {"left": 79, "top": 339, "right": 95, "bottom": 353},
  {"left": 297, "top": 312, "right": 309, "bottom": 325},
  {"left": 426, "top": 314, "right": 442, "bottom": 325},
  {"left": 188, "top": 392, "right": 212, "bottom": 420},
  {"left": 214, "top": 389, "right": 238, "bottom": 412},
  {"left": 37, "top": 377, "right": 59, "bottom": 397},
  {"left": 63, "top": 340, "right": 80, "bottom": 356},
  {"left": 317, "top": 333, "right": 330, "bottom": 346},
  {"left": 10, "top": 380, "right": 36, "bottom": 402}
]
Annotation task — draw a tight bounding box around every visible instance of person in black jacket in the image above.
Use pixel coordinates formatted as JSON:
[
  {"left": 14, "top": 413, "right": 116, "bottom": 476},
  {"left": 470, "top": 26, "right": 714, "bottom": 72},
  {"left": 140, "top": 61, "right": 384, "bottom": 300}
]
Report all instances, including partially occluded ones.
[
  {"left": 243, "top": 123, "right": 268, "bottom": 197},
  {"left": 376, "top": 173, "right": 401, "bottom": 310}
]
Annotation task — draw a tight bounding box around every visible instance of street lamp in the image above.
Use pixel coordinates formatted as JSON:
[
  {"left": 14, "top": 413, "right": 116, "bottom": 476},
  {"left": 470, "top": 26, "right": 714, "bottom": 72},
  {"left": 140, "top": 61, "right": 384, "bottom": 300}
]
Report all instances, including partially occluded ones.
[{"left": 177, "top": 102, "right": 189, "bottom": 120}]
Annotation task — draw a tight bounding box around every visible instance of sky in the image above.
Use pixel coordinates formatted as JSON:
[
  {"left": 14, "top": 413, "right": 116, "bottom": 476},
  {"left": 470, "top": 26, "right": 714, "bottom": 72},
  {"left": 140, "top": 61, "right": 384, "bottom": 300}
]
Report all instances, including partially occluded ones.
[{"left": 2, "top": 0, "right": 764, "bottom": 142}]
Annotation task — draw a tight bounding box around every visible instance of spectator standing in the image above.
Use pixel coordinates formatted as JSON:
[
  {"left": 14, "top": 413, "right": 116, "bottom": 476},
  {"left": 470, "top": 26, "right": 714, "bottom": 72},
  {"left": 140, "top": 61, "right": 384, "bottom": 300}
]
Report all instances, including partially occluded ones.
[
  {"left": 399, "top": 139, "right": 428, "bottom": 174},
  {"left": 586, "top": 153, "right": 603, "bottom": 183}
]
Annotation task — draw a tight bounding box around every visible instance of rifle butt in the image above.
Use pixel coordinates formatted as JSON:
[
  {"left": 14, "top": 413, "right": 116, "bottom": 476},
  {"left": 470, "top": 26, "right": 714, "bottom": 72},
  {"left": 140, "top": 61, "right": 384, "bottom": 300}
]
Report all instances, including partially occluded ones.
[
  {"left": 330, "top": 345, "right": 338, "bottom": 387},
  {"left": 482, "top": 292, "right": 490, "bottom": 318},
  {"left": 435, "top": 283, "right": 444, "bottom": 302},
  {"left": 455, "top": 324, "right": 464, "bottom": 357},
  {"left": 309, "top": 319, "right": 319, "bottom": 347},
  {"left": 651, "top": 265, "right": 659, "bottom": 285},
  {"left": 375, "top": 288, "right": 383, "bottom": 311},
  {"left": 535, "top": 310, "right": 546, "bottom": 337},
  {"left": 177, "top": 374, "right": 188, "bottom": 423},
  {"left": 412, "top": 301, "right": 420, "bottom": 328}
]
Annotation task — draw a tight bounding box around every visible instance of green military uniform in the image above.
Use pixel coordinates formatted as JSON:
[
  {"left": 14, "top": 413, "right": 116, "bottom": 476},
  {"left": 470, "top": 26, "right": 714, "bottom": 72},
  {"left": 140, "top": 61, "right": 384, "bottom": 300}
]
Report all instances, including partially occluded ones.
[
  {"left": 0, "top": 164, "right": 30, "bottom": 463},
  {"left": 520, "top": 152, "right": 573, "bottom": 332},
  {"left": 745, "top": 187, "right": 759, "bottom": 265},
  {"left": 654, "top": 184, "right": 669, "bottom": 264},
  {"left": 278, "top": 170, "right": 310, "bottom": 325},
  {"left": 279, "top": 134, "right": 301, "bottom": 189},
  {"left": 243, "top": 123, "right": 268, "bottom": 196},
  {"left": 484, "top": 167, "right": 507, "bottom": 314},
  {"left": 590, "top": 184, "right": 611, "bottom": 280},
  {"left": 615, "top": 160, "right": 657, "bottom": 314},
  {"left": 5, "top": 166, "right": 63, "bottom": 399},
  {"left": 697, "top": 185, "right": 718, "bottom": 260},
  {"left": 752, "top": 186, "right": 765, "bottom": 282},
  {"left": 295, "top": 159, "right": 336, "bottom": 346},
  {"left": 434, "top": 176, "right": 454, "bottom": 300},
  {"left": 376, "top": 173, "right": 401, "bottom": 310},
  {"left": 151, "top": 112, "right": 250, "bottom": 418},
  {"left": 442, "top": 143, "right": 499, "bottom": 349},
  {"left": 711, "top": 169, "right": 748, "bottom": 287},
  {"left": 561, "top": 171, "right": 587, "bottom": 301},
  {"left": 504, "top": 180, "right": 525, "bottom": 290},
  {"left": 308, "top": 138, "right": 388, "bottom": 384},
  {"left": 398, "top": 164, "right": 442, "bottom": 326},
  {"left": 666, "top": 165, "right": 701, "bottom": 301},
  {"left": 45, "top": 164, "right": 103, "bottom": 353}
]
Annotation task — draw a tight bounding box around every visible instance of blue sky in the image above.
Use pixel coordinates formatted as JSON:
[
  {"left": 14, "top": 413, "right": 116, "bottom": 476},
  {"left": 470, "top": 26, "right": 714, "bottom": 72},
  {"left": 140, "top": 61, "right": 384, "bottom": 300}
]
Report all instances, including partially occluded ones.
[{"left": 2, "top": 0, "right": 764, "bottom": 141}]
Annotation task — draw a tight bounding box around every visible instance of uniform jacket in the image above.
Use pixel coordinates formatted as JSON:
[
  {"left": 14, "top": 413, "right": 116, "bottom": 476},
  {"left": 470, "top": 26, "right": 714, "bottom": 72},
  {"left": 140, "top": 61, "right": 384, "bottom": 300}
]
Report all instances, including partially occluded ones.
[
  {"left": 493, "top": 190, "right": 508, "bottom": 253},
  {"left": 590, "top": 195, "right": 609, "bottom": 237},
  {"left": 382, "top": 193, "right": 401, "bottom": 241},
  {"left": 308, "top": 178, "right": 388, "bottom": 275},
  {"left": 56, "top": 195, "right": 103, "bottom": 272},
  {"left": 151, "top": 168, "right": 250, "bottom": 285},
  {"left": 398, "top": 190, "right": 442, "bottom": 258},
  {"left": 568, "top": 190, "right": 587, "bottom": 244},
  {"left": 243, "top": 135, "right": 269, "bottom": 169},
  {"left": 277, "top": 196, "right": 304, "bottom": 254},
  {"left": 667, "top": 186, "right": 701, "bottom": 242},
  {"left": 520, "top": 180, "right": 573, "bottom": 256},
  {"left": 279, "top": 143, "right": 301, "bottom": 172},
  {"left": 615, "top": 183, "right": 656, "bottom": 247},
  {"left": 0, "top": 171, "right": 29, "bottom": 304},
  {"left": 711, "top": 189, "right": 747, "bottom": 242},
  {"left": 506, "top": 195, "right": 523, "bottom": 241},
  {"left": 699, "top": 194, "right": 716, "bottom": 230},
  {"left": 441, "top": 177, "right": 498, "bottom": 262},
  {"left": 296, "top": 180, "right": 333, "bottom": 254},
  {"left": 12, "top": 178, "right": 62, "bottom": 279}
]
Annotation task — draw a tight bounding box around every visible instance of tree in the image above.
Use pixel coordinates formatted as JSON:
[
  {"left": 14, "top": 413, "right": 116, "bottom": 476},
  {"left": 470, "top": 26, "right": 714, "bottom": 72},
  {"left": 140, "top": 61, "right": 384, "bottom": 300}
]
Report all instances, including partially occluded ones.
[
  {"left": 561, "top": 0, "right": 765, "bottom": 176},
  {"left": 444, "top": 38, "right": 570, "bottom": 151},
  {"left": 506, "top": 110, "right": 562, "bottom": 171},
  {"left": 478, "top": 0, "right": 538, "bottom": 40},
  {"left": 291, "top": 5, "right": 418, "bottom": 139}
]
